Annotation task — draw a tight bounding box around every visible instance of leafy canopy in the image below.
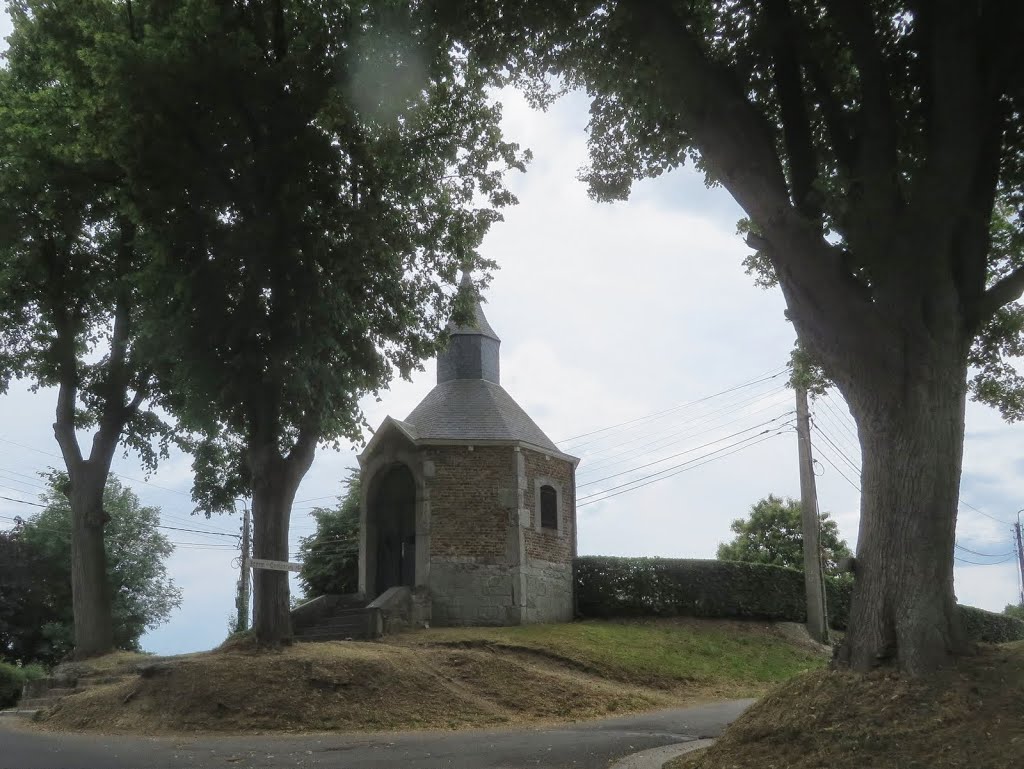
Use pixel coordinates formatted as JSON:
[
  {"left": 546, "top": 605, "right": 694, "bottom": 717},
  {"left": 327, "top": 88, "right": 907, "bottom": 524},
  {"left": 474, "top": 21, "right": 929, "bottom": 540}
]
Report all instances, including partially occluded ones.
[
  {"left": 0, "top": 0, "right": 170, "bottom": 469},
  {"left": 34, "top": 0, "right": 529, "bottom": 511},
  {"left": 297, "top": 471, "right": 361, "bottom": 599},
  {"left": 1, "top": 474, "right": 181, "bottom": 665},
  {"left": 717, "top": 494, "right": 852, "bottom": 576}
]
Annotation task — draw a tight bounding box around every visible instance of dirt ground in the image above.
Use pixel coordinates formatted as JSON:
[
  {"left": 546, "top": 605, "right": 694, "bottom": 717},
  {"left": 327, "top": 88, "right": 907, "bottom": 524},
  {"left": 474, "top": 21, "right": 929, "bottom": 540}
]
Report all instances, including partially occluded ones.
[{"left": 673, "top": 641, "right": 1024, "bottom": 769}]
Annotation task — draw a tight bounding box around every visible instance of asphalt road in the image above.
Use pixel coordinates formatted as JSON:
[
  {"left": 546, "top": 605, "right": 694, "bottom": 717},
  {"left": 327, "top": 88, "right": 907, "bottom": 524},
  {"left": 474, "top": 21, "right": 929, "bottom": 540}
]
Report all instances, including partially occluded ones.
[{"left": 0, "top": 700, "right": 752, "bottom": 769}]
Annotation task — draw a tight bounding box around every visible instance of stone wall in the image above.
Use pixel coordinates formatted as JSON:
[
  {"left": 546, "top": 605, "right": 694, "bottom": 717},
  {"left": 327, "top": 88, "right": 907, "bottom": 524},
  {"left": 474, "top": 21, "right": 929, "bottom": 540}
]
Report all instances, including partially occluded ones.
[
  {"left": 521, "top": 559, "right": 574, "bottom": 623},
  {"left": 430, "top": 558, "right": 516, "bottom": 625},
  {"left": 425, "top": 445, "right": 515, "bottom": 560}
]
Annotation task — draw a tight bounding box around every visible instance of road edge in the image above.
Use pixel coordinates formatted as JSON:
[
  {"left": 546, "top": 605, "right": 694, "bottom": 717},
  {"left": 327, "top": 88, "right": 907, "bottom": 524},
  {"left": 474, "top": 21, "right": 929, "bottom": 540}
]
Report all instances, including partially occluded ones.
[{"left": 609, "top": 738, "right": 715, "bottom": 769}]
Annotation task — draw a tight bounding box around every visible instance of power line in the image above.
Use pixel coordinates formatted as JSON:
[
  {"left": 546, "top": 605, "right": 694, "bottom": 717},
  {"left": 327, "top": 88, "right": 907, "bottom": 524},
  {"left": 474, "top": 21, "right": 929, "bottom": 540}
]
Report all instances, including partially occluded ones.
[
  {"left": 576, "top": 388, "right": 791, "bottom": 476},
  {"left": 577, "top": 415, "right": 793, "bottom": 489},
  {"left": 954, "top": 555, "right": 1016, "bottom": 566},
  {"left": 811, "top": 440, "right": 862, "bottom": 493},
  {"left": 558, "top": 367, "right": 787, "bottom": 447},
  {"left": 578, "top": 428, "right": 789, "bottom": 508}
]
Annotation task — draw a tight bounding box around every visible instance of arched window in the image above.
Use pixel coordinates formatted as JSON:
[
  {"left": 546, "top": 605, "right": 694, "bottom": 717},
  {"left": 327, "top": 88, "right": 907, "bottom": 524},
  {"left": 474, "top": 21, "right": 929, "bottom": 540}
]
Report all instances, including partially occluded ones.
[{"left": 540, "top": 484, "right": 558, "bottom": 530}]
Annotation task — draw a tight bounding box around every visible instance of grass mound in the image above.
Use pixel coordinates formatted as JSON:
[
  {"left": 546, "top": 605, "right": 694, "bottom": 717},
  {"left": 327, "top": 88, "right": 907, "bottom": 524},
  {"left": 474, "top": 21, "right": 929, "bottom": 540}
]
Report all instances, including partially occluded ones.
[
  {"left": 402, "top": 618, "right": 828, "bottom": 697},
  {"left": 682, "top": 642, "right": 1024, "bottom": 769},
  {"left": 35, "top": 618, "right": 827, "bottom": 735},
  {"left": 37, "top": 641, "right": 665, "bottom": 734}
]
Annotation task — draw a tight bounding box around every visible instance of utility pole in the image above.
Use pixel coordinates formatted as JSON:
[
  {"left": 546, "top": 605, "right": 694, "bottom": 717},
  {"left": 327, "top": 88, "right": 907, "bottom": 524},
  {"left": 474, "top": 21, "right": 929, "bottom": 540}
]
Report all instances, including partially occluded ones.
[
  {"left": 1014, "top": 512, "right": 1024, "bottom": 608},
  {"left": 235, "top": 503, "right": 252, "bottom": 633},
  {"left": 796, "top": 384, "right": 829, "bottom": 643}
]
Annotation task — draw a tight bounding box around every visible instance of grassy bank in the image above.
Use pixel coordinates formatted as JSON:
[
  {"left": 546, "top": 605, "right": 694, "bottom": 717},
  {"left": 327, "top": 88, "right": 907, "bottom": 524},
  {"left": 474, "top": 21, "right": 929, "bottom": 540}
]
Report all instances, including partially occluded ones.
[{"left": 36, "top": 618, "right": 826, "bottom": 735}]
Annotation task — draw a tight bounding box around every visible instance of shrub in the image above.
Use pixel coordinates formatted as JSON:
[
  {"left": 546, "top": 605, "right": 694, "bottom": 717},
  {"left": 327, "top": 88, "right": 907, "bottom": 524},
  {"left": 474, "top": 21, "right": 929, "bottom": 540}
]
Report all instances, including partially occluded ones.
[
  {"left": 959, "top": 605, "right": 1024, "bottom": 643},
  {"left": 0, "top": 662, "right": 27, "bottom": 708},
  {"left": 574, "top": 556, "right": 1024, "bottom": 643},
  {"left": 575, "top": 556, "right": 816, "bottom": 623}
]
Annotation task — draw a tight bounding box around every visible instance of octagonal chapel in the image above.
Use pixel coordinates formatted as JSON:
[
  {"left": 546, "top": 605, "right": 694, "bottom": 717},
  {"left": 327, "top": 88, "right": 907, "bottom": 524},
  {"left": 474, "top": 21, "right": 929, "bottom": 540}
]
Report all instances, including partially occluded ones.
[{"left": 357, "top": 275, "right": 579, "bottom": 626}]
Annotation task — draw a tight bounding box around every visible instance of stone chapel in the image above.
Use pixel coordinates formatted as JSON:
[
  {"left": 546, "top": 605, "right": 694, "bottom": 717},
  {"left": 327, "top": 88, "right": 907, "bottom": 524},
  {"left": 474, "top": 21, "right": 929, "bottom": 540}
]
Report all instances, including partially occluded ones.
[{"left": 356, "top": 274, "right": 579, "bottom": 626}]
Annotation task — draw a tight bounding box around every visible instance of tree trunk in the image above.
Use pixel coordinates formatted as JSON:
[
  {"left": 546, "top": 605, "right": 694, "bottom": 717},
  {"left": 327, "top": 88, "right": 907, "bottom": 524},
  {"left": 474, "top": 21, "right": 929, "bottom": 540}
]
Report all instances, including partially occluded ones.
[
  {"left": 68, "top": 463, "right": 115, "bottom": 659},
  {"left": 250, "top": 451, "right": 307, "bottom": 647},
  {"left": 836, "top": 344, "right": 970, "bottom": 674}
]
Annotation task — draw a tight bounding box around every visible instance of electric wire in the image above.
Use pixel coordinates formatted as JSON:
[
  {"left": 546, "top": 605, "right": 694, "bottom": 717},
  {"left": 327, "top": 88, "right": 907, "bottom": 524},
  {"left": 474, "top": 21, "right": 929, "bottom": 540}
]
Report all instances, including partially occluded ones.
[
  {"left": 578, "top": 428, "right": 789, "bottom": 508},
  {"left": 557, "top": 366, "right": 788, "bottom": 446}
]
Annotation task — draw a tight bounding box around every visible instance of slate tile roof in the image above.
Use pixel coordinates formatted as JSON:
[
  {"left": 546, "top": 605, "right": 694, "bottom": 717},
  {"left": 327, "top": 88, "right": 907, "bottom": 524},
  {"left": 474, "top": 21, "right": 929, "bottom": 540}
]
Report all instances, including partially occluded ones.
[{"left": 404, "top": 378, "right": 559, "bottom": 453}]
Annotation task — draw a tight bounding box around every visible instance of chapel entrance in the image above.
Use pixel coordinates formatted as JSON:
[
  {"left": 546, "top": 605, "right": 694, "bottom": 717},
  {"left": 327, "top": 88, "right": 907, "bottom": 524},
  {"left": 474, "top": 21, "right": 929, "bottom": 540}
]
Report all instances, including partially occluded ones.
[{"left": 368, "top": 463, "right": 417, "bottom": 596}]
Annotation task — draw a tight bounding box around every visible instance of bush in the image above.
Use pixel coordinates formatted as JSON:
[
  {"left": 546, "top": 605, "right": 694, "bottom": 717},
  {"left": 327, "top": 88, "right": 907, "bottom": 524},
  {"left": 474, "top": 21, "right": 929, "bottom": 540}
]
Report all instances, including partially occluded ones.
[
  {"left": 576, "top": 556, "right": 823, "bottom": 623},
  {"left": 0, "top": 661, "right": 43, "bottom": 708},
  {"left": 959, "top": 605, "right": 1024, "bottom": 643},
  {"left": 574, "top": 557, "right": 1024, "bottom": 643}
]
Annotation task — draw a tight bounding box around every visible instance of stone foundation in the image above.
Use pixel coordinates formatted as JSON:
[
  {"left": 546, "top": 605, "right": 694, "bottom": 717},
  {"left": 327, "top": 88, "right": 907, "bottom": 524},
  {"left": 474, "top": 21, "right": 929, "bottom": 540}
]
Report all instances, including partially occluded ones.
[
  {"left": 429, "top": 558, "right": 516, "bottom": 626},
  {"left": 521, "top": 559, "right": 574, "bottom": 624}
]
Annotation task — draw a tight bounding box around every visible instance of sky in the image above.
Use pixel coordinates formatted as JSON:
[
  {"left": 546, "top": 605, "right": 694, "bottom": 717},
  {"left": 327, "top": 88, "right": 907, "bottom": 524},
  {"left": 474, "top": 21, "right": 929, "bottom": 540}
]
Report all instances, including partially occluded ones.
[{"left": 1, "top": 14, "right": 1021, "bottom": 656}]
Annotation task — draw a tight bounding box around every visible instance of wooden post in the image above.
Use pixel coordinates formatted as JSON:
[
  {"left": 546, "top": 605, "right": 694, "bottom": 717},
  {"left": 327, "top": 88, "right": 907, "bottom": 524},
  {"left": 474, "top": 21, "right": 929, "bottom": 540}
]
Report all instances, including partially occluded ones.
[
  {"left": 235, "top": 503, "right": 251, "bottom": 633},
  {"left": 1015, "top": 515, "right": 1024, "bottom": 608},
  {"left": 796, "top": 385, "right": 829, "bottom": 643}
]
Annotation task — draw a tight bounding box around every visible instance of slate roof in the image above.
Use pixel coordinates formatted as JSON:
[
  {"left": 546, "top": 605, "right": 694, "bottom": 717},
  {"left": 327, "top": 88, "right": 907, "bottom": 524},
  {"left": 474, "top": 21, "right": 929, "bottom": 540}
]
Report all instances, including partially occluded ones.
[
  {"left": 447, "top": 273, "right": 500, "bottom": 341},
  {"left": 403, "top": 378, "right": 560, "bottom": 453}
]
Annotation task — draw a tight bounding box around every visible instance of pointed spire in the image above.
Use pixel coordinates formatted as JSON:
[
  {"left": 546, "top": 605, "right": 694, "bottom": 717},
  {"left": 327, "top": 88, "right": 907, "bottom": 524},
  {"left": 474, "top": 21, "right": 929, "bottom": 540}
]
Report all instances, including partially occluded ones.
[
  {"left": 447, "top": 270, "right": 500, "bottom": 341},
  {"left": 438, "top": 270, "right": 501, "bottom": 383}
]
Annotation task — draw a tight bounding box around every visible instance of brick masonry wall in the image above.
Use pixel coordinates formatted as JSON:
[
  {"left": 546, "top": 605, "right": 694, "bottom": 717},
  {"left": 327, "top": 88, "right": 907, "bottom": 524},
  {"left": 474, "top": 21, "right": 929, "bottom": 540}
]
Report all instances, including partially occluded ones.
[
  {"left": 425, "top": 445, "right": 515, "bottom": 561},
  {"left": 522, "top": 450, "right": 575, "bottom": 563}
]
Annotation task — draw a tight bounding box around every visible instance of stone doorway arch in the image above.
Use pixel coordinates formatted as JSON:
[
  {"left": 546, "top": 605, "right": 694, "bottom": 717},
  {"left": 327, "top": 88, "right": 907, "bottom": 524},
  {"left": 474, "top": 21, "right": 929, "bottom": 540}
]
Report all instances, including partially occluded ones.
[{"left": 364, "top": 462, "right": 417, "bottom": 598}]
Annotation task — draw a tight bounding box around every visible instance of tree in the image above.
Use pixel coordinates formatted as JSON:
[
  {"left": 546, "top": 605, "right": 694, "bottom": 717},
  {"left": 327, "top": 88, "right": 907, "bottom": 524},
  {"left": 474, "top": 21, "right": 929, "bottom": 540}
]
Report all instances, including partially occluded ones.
[
  {"left": 53, "top": 0, "right": 526, "bottom": 646},
  {"left": 297, "top": 472, "right": 361, "bottom": 599},
  {"left": 717, "top": 495, "right": 852, "bottom": 576},
  {"left": 435, "top": 0, "right": 1024, "bottom": 673},
  {"left": 1004, "top": 605, "right": 1024, "bottom": 622},
  {"left": 0, "top": 2, "right": 171, "bottom": 658},
  {"left": 0, "top": 475, "right": 181, "bottom": 666}
]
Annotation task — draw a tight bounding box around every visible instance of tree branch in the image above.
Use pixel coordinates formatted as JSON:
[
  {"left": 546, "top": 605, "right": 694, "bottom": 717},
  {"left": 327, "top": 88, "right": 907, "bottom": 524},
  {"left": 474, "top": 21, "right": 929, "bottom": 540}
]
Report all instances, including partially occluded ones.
[
  {"left": 977, "top": 265, "right": 1024, "bottom": 324},
  {"left": 820, "top": 0, "right": 901, "bottom": 257},
  {"left": 763, "top": 0, "right": 820, "bottom": 221},
  {"left": 628, "top": 2, "right": 888, "bottom": 377}
]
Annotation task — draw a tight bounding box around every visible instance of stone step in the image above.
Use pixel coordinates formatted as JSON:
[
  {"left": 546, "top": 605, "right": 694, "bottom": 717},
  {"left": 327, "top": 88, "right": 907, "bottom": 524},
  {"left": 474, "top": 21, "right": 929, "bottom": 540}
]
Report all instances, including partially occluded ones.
[
  {"left": 18, "top": 697, "right": 64, "bottom": 709},
  {"left": 296, "top": 631, "right": 368, "bottom": 642},
  {"left": 0, "top": 708, "right": 40, "bottom": 719}
]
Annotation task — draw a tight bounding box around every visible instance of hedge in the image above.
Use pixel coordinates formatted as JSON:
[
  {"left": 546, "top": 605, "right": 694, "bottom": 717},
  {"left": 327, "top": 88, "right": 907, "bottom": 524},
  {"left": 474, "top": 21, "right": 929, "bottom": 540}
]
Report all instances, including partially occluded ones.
[
  {"left": 574, "top": 556, "right": 1024, "bottom": 643},
  {"left": 959, "top": 605, "right": 1024, "bottom": 643},
  {"left": 0, "top": 662, "right": 45, "bottom": 709},
  {"left": 575, "top": 555, "right": 848, "bottom": 626}
]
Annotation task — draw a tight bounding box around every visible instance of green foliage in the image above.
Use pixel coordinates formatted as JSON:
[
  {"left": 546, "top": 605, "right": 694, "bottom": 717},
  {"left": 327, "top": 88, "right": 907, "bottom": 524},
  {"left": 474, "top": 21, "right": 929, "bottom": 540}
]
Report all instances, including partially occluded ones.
[
  {"left": 298, "top": 471, "right": 361, "bottom": 599},
  {"left": 3, "top": 475, "right": 182, "bottom": 665},
  {"left": 574, "top": 556, "right": 1023, "bottom": 643},
  {"left": 716, "top": 495, "right": 852, "bottom": 576},
  {"left": 1004, "top": 604, "right": 1024, "bottom": 622},
  {"left": 0, "top": 1, "right": 170, "bottom": 466},
  {"left": 0, "top": 662, "right": 25, "bottom": 709},
  {"left": 575, "top": 555, "right": 849, "bottom": 628},
  {"left": 29, "top": 0, "right": 527, "bottom": 507},
  {"left": 960, "top": 606, "right": 1024, "bottom": 644},
  {"left": 0, "top": 661, "right": 44, "bottom": 709}
]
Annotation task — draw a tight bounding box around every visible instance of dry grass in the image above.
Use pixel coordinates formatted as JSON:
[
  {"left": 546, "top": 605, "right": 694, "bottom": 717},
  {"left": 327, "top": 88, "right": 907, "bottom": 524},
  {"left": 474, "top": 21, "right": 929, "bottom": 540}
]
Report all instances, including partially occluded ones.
[
  {"left": 681, "top": 641, "right": 1024, "bottom": 769},
  {"left": 35, "top": 619, "right": 827, "bottom": 736}
]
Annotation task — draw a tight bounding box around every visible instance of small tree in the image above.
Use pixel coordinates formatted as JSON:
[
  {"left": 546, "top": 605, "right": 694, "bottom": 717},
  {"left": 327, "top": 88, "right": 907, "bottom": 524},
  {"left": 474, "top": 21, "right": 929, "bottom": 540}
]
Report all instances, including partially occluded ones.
[
  {"left": 2, "top": 475, "right": 181, "bottom": 666},
  {"left": 717, "top": 495, "right": 852, "bottom": 576},
  {"left": 298, "top": 472, "right": 361, "bottom": 599}
]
